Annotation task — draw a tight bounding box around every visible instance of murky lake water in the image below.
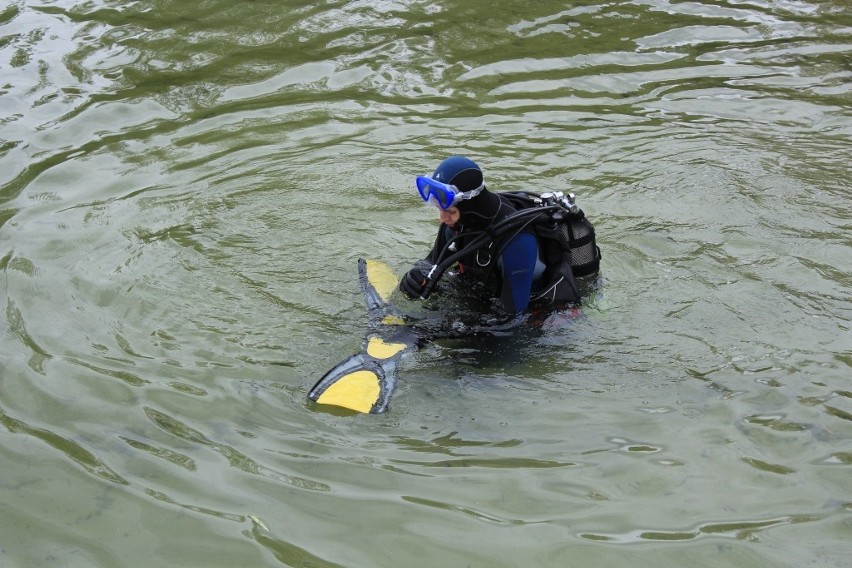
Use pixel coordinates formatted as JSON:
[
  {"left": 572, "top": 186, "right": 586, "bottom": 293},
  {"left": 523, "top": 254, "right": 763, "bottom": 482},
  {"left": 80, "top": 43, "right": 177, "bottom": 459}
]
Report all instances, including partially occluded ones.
[{"left": 1, "top": 1, "right": 850, "bottom": 566}]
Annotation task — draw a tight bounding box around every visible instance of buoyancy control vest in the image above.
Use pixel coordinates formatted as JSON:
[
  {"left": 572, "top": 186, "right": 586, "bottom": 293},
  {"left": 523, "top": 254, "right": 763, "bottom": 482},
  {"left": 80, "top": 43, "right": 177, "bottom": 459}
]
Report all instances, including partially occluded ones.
[
  {"left": 501, "top": 190, "right": 601, "bottom": 305},
  {"left": 501, "top": 191, "right": 600, "bottom": 276},
  {"left": 420, "top": 190, "right": 601, "bottom": 306}
]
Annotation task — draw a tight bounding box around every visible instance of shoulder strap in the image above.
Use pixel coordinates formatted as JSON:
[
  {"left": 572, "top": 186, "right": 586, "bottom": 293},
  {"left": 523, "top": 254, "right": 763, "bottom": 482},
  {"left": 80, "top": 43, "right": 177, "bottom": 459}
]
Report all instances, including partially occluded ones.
[{"left": 499, "top": 191, "right": 541, "bottom": 211}]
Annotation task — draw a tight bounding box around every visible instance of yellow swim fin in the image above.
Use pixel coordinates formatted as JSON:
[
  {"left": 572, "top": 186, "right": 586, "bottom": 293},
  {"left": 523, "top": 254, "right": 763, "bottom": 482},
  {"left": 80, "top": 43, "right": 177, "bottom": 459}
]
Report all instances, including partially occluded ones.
[
  {"left": 307, "top": 329, "right": 418, "bottom": 413},
  {"left": 308, "top": 259, "right": 418, "bottom": 414}
]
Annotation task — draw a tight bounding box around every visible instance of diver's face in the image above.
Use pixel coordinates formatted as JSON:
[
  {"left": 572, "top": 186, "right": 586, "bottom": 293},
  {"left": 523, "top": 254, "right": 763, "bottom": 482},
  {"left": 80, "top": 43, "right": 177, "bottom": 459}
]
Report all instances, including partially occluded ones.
[{"left": 439, "top": 206, "right": 460, "bottom": 228}]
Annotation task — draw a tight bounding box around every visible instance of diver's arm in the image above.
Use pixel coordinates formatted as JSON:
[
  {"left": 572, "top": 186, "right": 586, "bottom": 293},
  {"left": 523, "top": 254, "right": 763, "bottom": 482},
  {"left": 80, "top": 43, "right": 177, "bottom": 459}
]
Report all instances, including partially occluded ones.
[{"left": 497, "top": 232, "right": 538, "bottom": 313}]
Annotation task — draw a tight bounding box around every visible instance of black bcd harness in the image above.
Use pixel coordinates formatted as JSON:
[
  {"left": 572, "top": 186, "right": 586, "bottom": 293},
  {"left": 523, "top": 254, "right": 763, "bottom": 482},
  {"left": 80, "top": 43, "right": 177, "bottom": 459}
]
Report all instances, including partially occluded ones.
[
  {"left": 501, "top": 190, "right": 601, "bottom": 277},
  {"left": 500, "top": 190, "right": 601, "bottom": 305},
  {"left": 421, "top": 190, "right": 601, "bottom": 306}
]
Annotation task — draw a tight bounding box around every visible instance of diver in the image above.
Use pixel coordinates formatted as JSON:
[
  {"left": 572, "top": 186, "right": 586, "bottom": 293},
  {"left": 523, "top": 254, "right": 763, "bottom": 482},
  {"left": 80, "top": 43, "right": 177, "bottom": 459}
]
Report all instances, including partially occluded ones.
[
  {"left": 308, "top": 159, "right": 601, "bottom": 413},
  {"left": 399, "top": 156, "right": 601, "bottom": 321}
]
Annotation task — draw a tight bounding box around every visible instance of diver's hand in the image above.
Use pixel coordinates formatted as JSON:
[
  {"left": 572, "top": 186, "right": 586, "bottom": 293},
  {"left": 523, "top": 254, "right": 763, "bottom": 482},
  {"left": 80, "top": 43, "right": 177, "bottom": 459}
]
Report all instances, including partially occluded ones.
[{"left": 399, "top": 266, "right": 428, "bottom": 299}]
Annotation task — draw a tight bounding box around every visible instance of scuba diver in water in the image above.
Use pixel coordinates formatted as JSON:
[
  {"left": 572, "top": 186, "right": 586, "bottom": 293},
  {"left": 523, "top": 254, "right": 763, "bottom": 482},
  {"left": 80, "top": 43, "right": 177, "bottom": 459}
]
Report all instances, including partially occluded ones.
[
  {"left": 399, "top": 156, "right": 601, "bottom": 321},
  {"left": 308, "top": 156, "right": 602, "bottom": 414}
]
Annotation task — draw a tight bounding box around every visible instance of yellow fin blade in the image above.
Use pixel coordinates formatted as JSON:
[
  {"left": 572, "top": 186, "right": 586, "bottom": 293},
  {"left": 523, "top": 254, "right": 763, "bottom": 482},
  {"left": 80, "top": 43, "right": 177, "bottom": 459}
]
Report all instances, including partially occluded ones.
[
  {"left": 381, "top": 315, "right": 406, "bottom": 326},
  {"left": 366, "top": 337, "right": 408, "bottom": 359},
  {"left": 365, "top": 259, "right": 399, "bottom": 303},
  {"left": 314, "top": 370, "right": 381, "bottom": 413}
]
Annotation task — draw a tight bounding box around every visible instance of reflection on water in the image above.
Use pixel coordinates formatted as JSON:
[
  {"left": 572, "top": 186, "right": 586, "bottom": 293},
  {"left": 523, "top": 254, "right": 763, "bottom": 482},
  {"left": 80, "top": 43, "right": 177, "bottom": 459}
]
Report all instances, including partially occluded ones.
[{"left": 1, "top": 0, "right": 850, "bottom": 566}]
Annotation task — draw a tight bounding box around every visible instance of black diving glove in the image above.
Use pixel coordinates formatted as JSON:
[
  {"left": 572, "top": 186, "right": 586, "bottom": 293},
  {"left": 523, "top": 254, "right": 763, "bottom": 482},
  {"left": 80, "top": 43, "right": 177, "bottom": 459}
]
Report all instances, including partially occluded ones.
[{"left": 399, "top": 264, "right": 430, "bottom": 299}]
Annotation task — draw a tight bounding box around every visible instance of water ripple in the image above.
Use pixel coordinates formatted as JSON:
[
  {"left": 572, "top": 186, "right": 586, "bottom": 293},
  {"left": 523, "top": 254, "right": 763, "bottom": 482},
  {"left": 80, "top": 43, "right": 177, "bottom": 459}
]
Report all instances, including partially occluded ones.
[
  {"left": 579, "top": 513, "right": 821, "bottom": 544},
  {"left": 0, "top": 405, "right": 127, "bottom": 485}
]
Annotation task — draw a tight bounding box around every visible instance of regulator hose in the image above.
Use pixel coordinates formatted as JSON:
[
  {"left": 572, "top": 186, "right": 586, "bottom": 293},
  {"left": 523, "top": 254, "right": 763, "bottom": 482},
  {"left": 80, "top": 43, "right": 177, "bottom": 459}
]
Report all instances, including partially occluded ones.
[{"left": 420, "top": 205, "right": 561, "bottom": 299}]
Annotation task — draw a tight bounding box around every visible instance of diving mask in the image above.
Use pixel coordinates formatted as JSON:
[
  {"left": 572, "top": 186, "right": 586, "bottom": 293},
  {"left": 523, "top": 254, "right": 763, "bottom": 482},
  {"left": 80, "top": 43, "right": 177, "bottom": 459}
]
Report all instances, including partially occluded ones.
[{"left": 415, "top": 176, "right": 484, "bottom": 210}]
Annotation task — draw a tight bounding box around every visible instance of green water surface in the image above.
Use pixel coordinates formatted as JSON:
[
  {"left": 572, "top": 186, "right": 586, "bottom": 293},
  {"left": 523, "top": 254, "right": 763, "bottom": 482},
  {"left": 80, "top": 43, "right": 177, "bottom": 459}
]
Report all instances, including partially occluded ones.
[{"left": 1, "top": 1, "right": 850, "bottom": 566}]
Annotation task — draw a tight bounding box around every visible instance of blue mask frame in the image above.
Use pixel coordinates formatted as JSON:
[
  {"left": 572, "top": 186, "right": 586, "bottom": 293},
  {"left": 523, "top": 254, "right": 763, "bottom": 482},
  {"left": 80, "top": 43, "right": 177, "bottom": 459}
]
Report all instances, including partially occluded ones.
[{"left": 415, "top": 176, "right": 484, "bottom": 209}]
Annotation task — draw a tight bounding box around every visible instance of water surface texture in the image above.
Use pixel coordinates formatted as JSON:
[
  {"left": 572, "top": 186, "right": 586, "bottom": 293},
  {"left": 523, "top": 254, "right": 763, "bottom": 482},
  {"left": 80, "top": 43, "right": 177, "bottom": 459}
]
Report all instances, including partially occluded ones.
[{"left": 1, "top": 1, "right": 850, "bottom": 566}]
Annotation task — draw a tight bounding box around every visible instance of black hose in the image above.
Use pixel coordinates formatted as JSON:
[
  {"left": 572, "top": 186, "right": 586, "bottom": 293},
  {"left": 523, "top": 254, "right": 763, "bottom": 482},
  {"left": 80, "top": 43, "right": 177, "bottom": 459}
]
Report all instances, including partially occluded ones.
[
  {"left": 428, "top": 191, "right": 552, "bottom": 269},
  {"left": 420, "top": 205, "right": 560, "bottom": 299}
]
